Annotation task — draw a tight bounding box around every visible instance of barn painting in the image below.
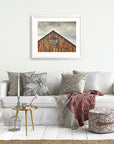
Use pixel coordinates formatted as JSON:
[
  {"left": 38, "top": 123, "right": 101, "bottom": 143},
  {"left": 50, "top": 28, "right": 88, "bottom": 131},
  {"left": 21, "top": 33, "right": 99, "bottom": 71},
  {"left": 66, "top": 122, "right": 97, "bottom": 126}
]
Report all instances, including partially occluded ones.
[
  {"left": 32, "top": 17, "right": 81, "bottom": 58},
  {"left": 38, "top": 30, "right": 76, "bottom": 52},
  {"left": 38, "top": 21, "right": 76, "bottom": 52}
]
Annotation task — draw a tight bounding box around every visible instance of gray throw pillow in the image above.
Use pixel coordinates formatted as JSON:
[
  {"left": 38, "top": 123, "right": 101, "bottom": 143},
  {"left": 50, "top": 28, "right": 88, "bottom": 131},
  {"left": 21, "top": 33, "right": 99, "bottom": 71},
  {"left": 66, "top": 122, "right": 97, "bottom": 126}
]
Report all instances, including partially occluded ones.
[
  {"left": 59, "top": 73, "right": 88, "bottom": 94},
  {"left": 21, "top": 73, "right": 49, "bottom": 96},
  {"left": 7, "top": 71, "right": 35, "bottom": 96},
  {"left": 73, "top": 70, "right": 100, "bottom": 91}
]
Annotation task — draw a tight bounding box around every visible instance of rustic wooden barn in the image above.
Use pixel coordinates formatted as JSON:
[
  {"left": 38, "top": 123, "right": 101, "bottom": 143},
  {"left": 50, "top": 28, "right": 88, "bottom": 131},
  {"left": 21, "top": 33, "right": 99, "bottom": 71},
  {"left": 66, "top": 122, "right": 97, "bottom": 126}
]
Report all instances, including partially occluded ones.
[{"left": 38, "top": 30, "right": 76, "bottom": 52}]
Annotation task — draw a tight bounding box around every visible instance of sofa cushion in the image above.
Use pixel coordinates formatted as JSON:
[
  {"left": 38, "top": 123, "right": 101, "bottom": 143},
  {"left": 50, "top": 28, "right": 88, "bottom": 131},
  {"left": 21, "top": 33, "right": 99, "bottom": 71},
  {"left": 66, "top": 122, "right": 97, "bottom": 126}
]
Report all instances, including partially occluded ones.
[
  {"left": 96, "top": 94, "right": 114, "bottom": 103},
  {"left": 59, "top": 73, "right": 88, "bottom": 94},
  {"left": 1, "top": 96, "right": 56, "bottom": 108},
  {"left": 73, "top": 70, "right": 100, "bottom": 91},
  {"left": 95, "top": 94, "right": 114, "bottom": 108},
  {"left": 99, "top": 72, "right": 114, "bottom": 94},
  {"left": 21, "top": 73, "right": 49, "bottom": 96},
  {"left": 1, "top": 94, "right": 114, "bottom": 109}
]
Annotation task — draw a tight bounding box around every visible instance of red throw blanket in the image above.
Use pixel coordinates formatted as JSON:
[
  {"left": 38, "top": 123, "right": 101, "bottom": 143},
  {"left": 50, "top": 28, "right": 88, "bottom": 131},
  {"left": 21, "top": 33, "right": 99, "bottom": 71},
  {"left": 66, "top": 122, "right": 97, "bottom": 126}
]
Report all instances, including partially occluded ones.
[{"left": 67, "top": 90, "right": 104, "bottom": 126}]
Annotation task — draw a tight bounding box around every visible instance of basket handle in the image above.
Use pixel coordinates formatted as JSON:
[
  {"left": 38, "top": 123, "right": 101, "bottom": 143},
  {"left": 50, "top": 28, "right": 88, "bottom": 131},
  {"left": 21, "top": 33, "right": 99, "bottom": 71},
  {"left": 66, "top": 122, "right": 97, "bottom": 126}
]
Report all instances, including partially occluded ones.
[{"left": 101, "top": 122, "right": 114, "bottom": 125}]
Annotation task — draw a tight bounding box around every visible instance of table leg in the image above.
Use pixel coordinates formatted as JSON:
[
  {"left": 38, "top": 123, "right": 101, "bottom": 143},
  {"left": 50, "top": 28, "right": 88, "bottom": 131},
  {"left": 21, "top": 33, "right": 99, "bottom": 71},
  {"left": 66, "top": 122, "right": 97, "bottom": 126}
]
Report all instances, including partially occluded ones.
[
  {"left": 25, "top": 110, "right": 27, "bottom": 136},
  {"left": 14, "top": 110, "right": 19, "bottom": 132},
  {"left": 30, "top": 110, "right": 34, "bottom": 130}
]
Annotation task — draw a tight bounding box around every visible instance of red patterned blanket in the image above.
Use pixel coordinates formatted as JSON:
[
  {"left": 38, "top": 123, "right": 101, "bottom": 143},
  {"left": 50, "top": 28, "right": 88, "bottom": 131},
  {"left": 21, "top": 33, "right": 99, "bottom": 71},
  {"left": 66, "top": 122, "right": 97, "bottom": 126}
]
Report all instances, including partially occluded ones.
[{"left": 67, "top": 90, "right": 104, "bottom": 126}]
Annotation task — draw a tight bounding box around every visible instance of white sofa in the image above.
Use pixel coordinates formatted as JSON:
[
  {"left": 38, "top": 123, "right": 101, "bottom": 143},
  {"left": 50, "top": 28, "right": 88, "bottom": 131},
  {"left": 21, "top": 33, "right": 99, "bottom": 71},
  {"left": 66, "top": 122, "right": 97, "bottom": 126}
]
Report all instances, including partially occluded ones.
[{"left": 0, "top": 71, "right": 114, "bottom": 126}]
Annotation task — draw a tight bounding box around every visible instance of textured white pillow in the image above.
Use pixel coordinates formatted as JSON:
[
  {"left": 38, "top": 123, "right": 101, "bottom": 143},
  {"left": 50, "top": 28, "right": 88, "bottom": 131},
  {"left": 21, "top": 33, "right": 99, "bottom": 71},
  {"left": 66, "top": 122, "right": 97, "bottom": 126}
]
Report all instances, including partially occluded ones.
[
  {"left": 47, "top": 72, "right": 62, "bottom": 95},
  {"left": 99, "top": 72, "right": 114, "bottom": 94},
  {"left": 73, "top": 70, "right": 100, "bottom": 91}
]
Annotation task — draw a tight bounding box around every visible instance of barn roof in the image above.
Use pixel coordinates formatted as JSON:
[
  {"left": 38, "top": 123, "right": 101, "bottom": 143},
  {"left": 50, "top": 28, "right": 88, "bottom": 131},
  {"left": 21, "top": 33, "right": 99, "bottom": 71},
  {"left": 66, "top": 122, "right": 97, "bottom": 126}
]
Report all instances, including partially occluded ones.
[{"left": 38, "top": 30, "right": 76, "bottom": 47}]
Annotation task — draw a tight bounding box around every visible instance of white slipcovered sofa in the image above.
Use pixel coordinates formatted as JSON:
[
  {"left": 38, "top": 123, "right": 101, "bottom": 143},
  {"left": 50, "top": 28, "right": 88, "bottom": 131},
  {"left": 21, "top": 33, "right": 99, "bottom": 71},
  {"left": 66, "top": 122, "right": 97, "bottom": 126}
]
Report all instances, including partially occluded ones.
[{"left": 0, "top": 71, "right": 114, "bottom": 126}]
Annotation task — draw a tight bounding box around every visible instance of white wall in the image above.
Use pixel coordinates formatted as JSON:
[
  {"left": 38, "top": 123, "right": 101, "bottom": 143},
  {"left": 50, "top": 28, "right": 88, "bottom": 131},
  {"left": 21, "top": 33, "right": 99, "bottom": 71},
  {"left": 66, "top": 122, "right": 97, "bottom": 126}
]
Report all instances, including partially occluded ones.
[{"left": 0, "top": 0, "right": 114, "bottom": 80}]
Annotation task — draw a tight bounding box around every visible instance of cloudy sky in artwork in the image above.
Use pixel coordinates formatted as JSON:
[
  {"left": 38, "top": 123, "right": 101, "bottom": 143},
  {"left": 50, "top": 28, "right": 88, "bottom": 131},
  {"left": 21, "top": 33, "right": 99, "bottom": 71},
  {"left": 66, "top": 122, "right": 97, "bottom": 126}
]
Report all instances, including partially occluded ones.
[{"left": 38, "top": 22, "right": 76, "bottom": 45}]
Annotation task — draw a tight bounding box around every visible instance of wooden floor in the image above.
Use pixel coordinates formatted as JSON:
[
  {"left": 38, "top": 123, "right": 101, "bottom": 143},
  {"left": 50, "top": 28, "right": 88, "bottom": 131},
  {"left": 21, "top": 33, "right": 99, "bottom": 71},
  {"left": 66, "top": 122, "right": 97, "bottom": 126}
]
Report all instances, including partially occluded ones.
[{"left": 0, "top": 125, "right": 114, "bottom": 140}]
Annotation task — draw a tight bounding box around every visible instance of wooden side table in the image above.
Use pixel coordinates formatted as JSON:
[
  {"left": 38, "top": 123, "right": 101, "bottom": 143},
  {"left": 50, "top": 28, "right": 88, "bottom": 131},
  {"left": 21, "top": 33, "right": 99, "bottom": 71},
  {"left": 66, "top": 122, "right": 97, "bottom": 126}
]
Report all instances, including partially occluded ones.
[{"left": 12, "top": 105, "right": 37, "bottom": 136}]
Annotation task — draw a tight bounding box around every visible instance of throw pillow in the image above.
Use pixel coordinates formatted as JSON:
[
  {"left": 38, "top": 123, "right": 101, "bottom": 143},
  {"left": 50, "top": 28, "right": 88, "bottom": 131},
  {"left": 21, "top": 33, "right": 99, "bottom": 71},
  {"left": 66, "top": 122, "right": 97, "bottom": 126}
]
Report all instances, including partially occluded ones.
[
  {"left": 7, "top": 71, "right": 35, "bottom": 96},
  {"left": 21, "top": 73, "right": 49, "bottom": 96},
  {"left": 73, "top": 70, "right": 100, "bottom": 91},
  {"left": 59, "top": 73, "right": 88, "bottom": 94}
]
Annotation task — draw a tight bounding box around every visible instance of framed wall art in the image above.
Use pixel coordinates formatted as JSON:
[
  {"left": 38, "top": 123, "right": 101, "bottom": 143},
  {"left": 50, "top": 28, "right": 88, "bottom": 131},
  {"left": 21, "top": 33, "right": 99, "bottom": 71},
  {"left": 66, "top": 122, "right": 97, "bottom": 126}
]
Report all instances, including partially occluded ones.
[{"left": 32, "top": 16, "right": 81, "bottom": 58}]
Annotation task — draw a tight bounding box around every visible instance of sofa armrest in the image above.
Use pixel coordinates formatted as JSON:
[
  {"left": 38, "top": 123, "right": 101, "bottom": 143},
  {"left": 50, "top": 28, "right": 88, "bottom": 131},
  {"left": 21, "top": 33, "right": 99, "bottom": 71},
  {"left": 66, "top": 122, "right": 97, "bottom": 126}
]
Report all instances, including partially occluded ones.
[{"left": 0, "top": 80, "right": 9, "bottom": 98}]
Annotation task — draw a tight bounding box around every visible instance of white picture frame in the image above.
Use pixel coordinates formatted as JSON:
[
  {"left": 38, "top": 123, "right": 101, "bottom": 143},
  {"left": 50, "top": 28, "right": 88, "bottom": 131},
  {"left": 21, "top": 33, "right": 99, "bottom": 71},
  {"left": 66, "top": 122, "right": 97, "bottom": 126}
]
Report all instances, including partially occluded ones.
[{"left": 32, "top": 16, "right": 81, "bottom": 59}]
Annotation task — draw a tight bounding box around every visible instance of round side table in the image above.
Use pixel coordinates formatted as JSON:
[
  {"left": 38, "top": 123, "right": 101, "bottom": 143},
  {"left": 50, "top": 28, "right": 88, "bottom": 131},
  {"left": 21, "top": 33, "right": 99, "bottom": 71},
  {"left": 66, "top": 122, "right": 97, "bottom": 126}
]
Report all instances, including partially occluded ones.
[{"left": 12, "top": 105, "right": 37, "bottom": 136}]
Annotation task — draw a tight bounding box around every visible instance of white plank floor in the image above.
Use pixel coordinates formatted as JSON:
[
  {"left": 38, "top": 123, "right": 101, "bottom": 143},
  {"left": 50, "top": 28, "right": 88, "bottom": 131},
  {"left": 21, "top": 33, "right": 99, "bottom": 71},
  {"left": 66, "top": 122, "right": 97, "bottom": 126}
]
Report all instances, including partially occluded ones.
[{"left": 0, "top": 125, "right": 114, "bottom": 140}]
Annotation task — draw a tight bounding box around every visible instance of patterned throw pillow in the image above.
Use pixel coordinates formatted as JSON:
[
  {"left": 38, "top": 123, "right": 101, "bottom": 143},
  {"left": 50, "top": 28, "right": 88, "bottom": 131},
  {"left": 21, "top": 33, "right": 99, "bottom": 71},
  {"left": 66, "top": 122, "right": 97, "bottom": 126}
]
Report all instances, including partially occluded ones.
[
  {"left": 7, "top": 71, "right": 35, "bottom": 96},
  {"left": 21, "top": 73, "right": 49, "bottom": 96},
  {"left": 59, "top": 73, "right": 88, "bottom": 94}
]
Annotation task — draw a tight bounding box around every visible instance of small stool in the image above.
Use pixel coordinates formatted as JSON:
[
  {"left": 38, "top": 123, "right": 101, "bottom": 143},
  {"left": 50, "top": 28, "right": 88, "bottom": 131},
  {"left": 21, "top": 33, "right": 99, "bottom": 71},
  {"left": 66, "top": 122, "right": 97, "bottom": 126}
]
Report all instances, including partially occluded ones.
[{"left": 89, "top": 108, "right": 114, "bottom": 133}]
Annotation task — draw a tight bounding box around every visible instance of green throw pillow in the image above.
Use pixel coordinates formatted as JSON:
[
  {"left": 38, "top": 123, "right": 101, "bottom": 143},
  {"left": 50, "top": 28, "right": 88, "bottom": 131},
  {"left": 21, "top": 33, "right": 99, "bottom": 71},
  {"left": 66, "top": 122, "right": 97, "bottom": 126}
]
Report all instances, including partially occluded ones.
[{"left": 59, "top": 73, "right": 88, "bottom": 94}]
